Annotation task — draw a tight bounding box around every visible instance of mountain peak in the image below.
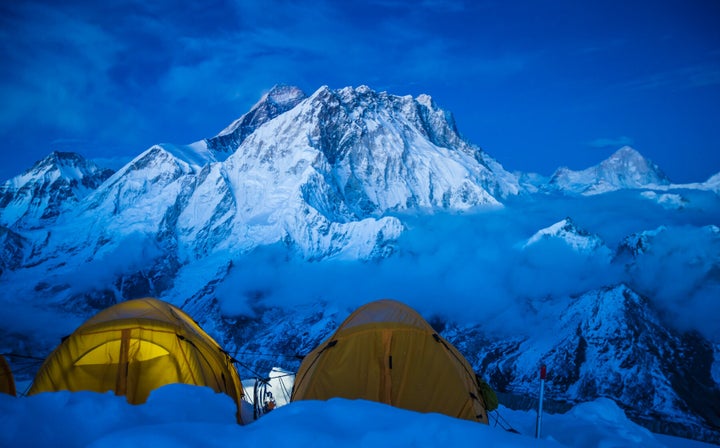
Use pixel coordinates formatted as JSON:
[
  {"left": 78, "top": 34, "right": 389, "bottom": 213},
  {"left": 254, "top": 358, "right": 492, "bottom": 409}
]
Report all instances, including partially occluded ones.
[
  {"left": 32, "top": 151, "right": 86, "bottom": 171},
  {"left": 0, "top": 151, "right": 113, "bottom": 229},
  {"left": 415, "top": 93, "right": 434, "bottom": 108},
  {"left": 549, "top": 146, "right": 670, "bottom": 195},
  {"left": 233, "top": 84, "right": 517, "bottom": 214},
  {"left": 523, "top": 217, "right": 609, "bottom": 255},
  {"left": 206, "top": 85, "right": 308, "bottom": 157},
  {"left": 259, "top": 84, "right": 306, "bottom": 108},
  {"left": 611, "top": 145, "right": 641, "bottom": 158},
  {"left": 600, "top": 146, "right": 665, "bottom": 175},
  {"left": 615, "top": 226, "right": 667, "bottom": 259}
]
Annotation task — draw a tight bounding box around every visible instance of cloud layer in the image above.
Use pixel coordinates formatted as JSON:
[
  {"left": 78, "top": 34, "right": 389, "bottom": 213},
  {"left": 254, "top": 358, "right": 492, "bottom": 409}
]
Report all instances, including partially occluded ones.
[{"left": 216, "top": 190, "right": 720, "bottom": 342}]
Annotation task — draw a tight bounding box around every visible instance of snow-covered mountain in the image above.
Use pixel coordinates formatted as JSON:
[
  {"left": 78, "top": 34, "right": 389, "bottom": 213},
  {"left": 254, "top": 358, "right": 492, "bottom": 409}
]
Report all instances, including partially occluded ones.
[
  {"left": 614, "top": 226, "right": 667, "bottom": 259},
  {"left": 0, "top": 151, "right": 114, "bottom": 229},
  {"left": 67, "top": 86, "right": 515, "bottom": 263},
  {"left": 444, "top": 284, "right": 720, "bottom": 442},
  {"left": 522, "top": 217, "right": 611, "bottom": 257},
  {"left": 0, "top": 85, "right": 520, "bottom": 310},
  {"left": 548, "top": 146, "right": 671, "bottom": 195},
  {"left": 1, "top": 85, "right": 718, "bottom": 444}
]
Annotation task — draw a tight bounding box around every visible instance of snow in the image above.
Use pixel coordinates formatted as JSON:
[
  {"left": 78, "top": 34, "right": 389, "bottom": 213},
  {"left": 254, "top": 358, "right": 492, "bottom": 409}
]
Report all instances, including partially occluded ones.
[
  {"left": 548, "top": 146, "right": 670, "bottom": 195},
  {"left": 522, "top": 218, "right": 609, "bottom": 256},
  {"left": 0, "top": 382, "right": 713, "bottom": 447},
  {"left": 159, "top": 142, "right": 216, "bottom": 168}
]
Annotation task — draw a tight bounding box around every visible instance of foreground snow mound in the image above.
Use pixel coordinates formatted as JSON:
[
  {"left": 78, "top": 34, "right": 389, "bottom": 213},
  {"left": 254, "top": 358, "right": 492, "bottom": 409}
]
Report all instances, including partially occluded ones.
[{"left": 0, "top": 384, "right": 714, "bottom": 447}]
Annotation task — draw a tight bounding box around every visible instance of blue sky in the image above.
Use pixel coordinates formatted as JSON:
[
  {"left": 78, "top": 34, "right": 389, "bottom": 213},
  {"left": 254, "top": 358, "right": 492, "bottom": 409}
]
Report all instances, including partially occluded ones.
[{"left": 1, "top": 0, "right": 719, "bottom": 182}]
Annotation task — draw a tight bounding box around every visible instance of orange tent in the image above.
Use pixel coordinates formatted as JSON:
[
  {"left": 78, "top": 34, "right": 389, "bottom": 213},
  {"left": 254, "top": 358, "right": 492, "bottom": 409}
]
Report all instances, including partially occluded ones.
[
  {"left": 291, "top": 299, "right": 491, "bottom": 423},
  {"left": 29, "top": 298, "right": 245, "bottom": 423},
  {"left": 0, "top": 354, "right": 16, "bottom": 396}
]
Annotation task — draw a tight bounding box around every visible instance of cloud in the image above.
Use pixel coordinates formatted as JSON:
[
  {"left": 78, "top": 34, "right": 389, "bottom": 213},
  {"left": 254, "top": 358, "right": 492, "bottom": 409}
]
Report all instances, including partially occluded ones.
[
  {"left": 623, "top": 225, "right": 720, "bottom": 341},
  {"left": 0, "top": 2, "right": 124, "bottom": 132},
  {"left": 210, "top": 191, "right": 720, "bottom": 344},
  {"left": 587, "top": 136, "right": 635, "bottom": 149},
  {"left": 622, "top": 64, "right": 720, "bottom": 91},
  {"left": 213, "top": 196, "right": 619, "bottom": 334},
  {"left": 153, "top": 0, "right": 530, "bottom": 107}
]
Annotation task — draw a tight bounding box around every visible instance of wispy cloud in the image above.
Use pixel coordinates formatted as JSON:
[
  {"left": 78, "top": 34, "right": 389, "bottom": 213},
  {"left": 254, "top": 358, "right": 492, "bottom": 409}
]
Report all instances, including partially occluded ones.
[
  {"left": 623, "top": 63, "right": 720, "bottom": 91},
  {"left": 0, "top": 0, "right": 531, "bottom": 157},
  {"left": 367, "top": 0, "right": 466, "bottom": 13},
  {"left": 587, "top": 136, "right": 635, "bottom": 149},
  {"left": 0, "top": 2, "right": 124, "bottom": 132},
  {"left": 215, "top": 193, "right": 720, "bottom": 342}
]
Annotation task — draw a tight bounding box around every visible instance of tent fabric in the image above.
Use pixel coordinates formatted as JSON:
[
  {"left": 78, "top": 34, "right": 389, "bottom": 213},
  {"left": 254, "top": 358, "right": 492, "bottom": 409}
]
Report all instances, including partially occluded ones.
[
  {"left": 0, "top": 354, "right": 16, "bottom": 396},
  {"left": 291, "top": 299, "right": 490, "bottom": 424},
  {"left": 28, "top": 298, "right": 244, "bottom": 423}
]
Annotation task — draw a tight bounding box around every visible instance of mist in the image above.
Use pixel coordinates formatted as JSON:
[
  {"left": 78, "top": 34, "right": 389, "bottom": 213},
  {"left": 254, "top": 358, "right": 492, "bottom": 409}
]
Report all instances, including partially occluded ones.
[{"left": 215, "top": 190, "right": 720, "bottom": 342}]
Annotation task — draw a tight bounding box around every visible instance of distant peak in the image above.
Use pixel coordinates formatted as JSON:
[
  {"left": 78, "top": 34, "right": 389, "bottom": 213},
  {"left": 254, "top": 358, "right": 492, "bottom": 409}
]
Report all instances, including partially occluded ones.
[
  {"left": 263, "top": 84, "right": 306, "bottom": 106},
  {"left": 32, "top": 151, "right": 85, "bottom": 171},
  {"left": 609, "top": 146, "right": 643, "bottom": 160},
  {"left": 545, "top": 217, "right": 584, "bottom": 235},
  {"left": 45, "top": 151, "right": 83, "bottom": 162},
  {"left": 416, "top": 93, "right": 434, "bottom": 108},
  {"left": 48, "top": 150, "right": 78, "bottom": 159},
  {"left": 312, "top": 85, "right": 332, "bottom": 97},
  {"left": 600, "top": 146, "right": 669, "bottom": 181},
  {"left": 523, "top": 216, "right": 610, "bottom": 255}
]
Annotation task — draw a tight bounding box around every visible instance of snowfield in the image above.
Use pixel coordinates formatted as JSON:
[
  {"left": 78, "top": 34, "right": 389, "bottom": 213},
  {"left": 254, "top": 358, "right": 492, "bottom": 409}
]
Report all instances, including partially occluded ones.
[{"left": 0, "top": 382, "right": 714, "bottom": 447}]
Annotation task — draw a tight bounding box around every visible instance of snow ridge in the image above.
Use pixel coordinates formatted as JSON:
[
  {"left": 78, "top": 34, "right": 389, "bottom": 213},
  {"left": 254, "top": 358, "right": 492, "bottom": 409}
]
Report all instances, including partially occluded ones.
[{"left": 523, "top": 217, "right": 611, "bottom": 257}]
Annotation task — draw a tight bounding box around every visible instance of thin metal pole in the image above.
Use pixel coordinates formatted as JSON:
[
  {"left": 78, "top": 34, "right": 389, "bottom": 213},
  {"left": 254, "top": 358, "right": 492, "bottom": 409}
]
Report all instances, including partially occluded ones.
[{"left": 535, "top": 365, "right": 546, "bottom": 439}]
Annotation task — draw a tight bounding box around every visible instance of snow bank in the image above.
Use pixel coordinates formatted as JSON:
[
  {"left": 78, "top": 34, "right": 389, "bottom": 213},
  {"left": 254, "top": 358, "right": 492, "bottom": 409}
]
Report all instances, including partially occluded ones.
[{"left": 0, "top": 384, "right": 714, "bottom": 447}]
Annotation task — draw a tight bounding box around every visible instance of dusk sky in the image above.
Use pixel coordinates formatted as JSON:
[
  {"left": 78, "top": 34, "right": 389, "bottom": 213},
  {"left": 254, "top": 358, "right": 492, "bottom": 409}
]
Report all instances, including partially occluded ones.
[{"left": 1, "top": 0, "right": 719, "bottom": 183}]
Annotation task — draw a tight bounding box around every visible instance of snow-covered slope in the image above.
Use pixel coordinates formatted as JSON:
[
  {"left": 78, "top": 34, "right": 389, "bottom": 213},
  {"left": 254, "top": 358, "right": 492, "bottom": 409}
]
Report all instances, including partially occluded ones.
[
  {"left": 447, "top": 284, "right": 720, "bottom": 442},
  {"left": 3, "top": 385, "right": 716, "bottom": 448},
  {"left": 0, "top": 151, "right": 113, "bottom": 229},
  {"left": 522, "top": 217, "right": 611, "bottom": 257},
  {"left": 705, "top": 172, "right": 720, "bottom": 192},
  {"left": 548, "top": 146, "right": 671, "bottom": 195}
]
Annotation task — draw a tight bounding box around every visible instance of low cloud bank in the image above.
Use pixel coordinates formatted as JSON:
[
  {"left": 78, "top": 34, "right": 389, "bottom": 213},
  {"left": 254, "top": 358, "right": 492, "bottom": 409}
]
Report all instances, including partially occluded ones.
[{"left": 217, "top": 191, "right": 720, "bottom": 342}]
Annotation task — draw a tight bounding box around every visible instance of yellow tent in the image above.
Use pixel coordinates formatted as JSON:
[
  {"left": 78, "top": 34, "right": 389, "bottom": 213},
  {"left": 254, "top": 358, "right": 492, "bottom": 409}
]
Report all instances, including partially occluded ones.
[
  {"left": 0, "top": 354, "right": 16, "bottom": 396},
  {"left": 291, "top": 299, "right": 490, "bottom": 423},
  {"left": 29, "top": 298, "right": 245, "bottom": 423}
]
